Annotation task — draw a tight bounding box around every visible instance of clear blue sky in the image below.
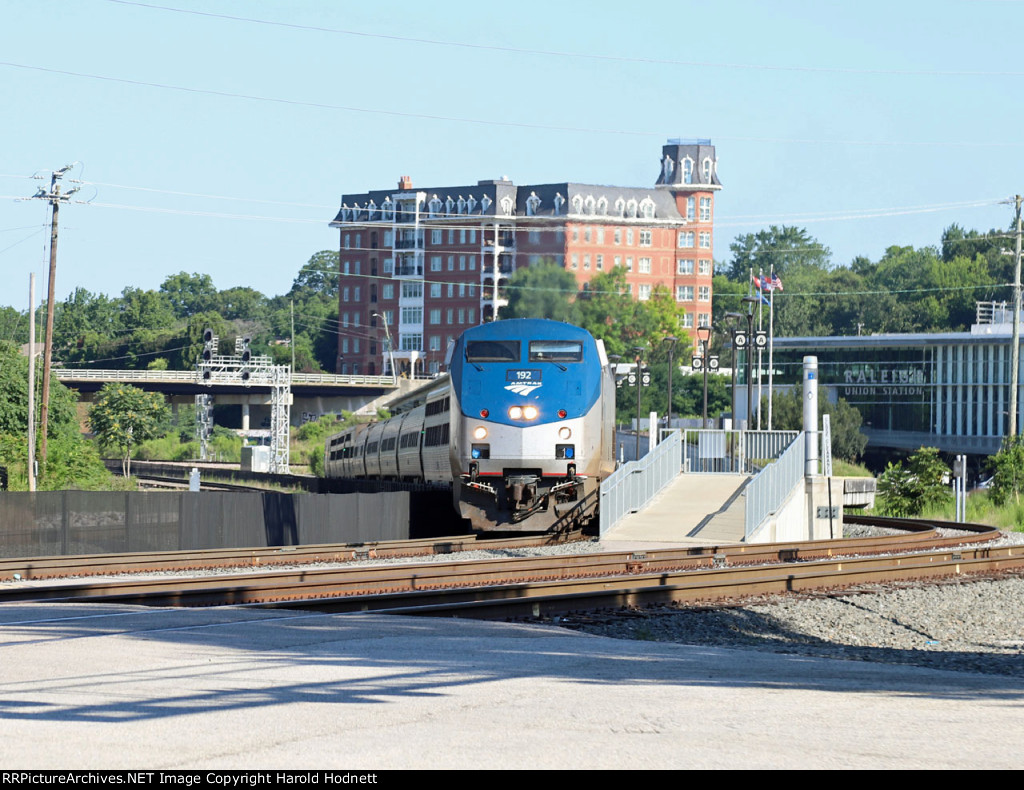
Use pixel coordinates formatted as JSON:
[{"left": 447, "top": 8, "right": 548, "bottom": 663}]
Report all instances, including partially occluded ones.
[{"left": 1, "top": 0, "right": 1020, "bottom": 310}]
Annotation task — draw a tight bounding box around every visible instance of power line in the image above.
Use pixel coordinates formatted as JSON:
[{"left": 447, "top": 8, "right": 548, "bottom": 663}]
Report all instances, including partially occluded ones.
[{"left": 103, "top": 0, "right": 1024, "bottom": 79}]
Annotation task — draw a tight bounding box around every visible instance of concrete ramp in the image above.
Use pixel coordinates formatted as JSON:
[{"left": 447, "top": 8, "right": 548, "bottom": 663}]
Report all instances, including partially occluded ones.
[{"left": 603, "top": 473, "right": 750, "bottom": 547}]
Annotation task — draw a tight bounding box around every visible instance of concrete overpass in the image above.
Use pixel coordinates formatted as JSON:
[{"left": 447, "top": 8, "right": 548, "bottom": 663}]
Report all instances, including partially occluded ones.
[{"left": 55, "top": 368, "right": 419, "bottom": 426}]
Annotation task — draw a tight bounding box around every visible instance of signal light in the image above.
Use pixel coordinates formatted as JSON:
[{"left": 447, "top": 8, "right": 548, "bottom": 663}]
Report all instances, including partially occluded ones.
[
  {"left": 557, "top": 409, "right": 567, "bottom": 418},
  {"left": 480, "top": 409, "right": 489, "bottom": 418}
]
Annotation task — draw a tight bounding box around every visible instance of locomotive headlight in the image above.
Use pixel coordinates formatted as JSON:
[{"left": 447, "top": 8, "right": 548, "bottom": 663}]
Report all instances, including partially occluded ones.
[
  {"left": 473, "top": 426, "right": 488, "bottom": 440},
  {"left": 558, "top": 426, "right": 572, "bottom": 440},
  {"left": 522, "top": 405, "right": 539, "bottom": 420},
  {"left": 508, "top": 406, "right": 523, "bottom": 420}
]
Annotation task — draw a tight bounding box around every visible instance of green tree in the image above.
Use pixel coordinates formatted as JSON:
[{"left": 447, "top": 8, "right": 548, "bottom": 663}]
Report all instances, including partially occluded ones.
[
  {"left": 769, "top": 384, "right": 867, "bottom": 462},
  {"left": 290, "top": 251, "right": 340, "bottom": 299},
  {"left": 726, "top": 226, "right": 831, "bottom": 281},
  {"left": 987, "top": 436, "right": 1024, "bottom": 506},
  {"left": 89, "top": 383, "right": 170, "bottom": 477},
  {"left": 160, "top": 272, "right": 218, "bottom": 318},
  {"left": 504, "top": 260, "right": 579, "bottom": 322},
  {"left": 876, "top": 447, "right": 951, "bottom": 517}
]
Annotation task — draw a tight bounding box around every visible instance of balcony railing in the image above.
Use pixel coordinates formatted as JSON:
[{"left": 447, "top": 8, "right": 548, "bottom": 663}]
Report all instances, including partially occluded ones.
[{"left": 395, "top": 264, "right": 424, "bottom": 277}]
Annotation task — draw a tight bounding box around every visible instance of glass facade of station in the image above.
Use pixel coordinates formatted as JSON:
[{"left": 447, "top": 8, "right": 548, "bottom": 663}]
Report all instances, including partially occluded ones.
[{"left": 766, "top": 333, "right": 1021, "bottom": 453}]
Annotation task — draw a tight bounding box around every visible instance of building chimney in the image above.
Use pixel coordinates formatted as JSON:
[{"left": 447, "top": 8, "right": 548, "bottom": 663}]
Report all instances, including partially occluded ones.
[{"left": 398, "top": 175, "right": 413, "bottom": 191}]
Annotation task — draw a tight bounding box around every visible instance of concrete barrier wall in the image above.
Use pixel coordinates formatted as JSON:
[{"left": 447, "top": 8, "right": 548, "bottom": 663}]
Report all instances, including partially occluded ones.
[{"left": 0, "top": 489, "right": 455, "bottom": 559}]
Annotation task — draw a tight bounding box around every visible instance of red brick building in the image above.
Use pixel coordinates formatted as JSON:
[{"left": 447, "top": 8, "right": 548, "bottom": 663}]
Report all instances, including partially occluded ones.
[{"left": 328, "top": 139, "right": 720, "bottom": 375}]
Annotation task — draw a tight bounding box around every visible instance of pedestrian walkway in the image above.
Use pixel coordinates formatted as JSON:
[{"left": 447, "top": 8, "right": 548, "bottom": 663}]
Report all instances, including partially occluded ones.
[{"left": 602, "top": 472, "right": 750, "bottom": 547}]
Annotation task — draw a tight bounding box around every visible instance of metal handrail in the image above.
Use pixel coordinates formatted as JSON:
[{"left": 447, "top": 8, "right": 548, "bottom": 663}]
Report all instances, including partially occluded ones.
[
  {"left": 744, "top": 433, "right": 805, "bottom": 540},
  {"left": 599, "top": 430, "right": 682, "bottom": 535}
]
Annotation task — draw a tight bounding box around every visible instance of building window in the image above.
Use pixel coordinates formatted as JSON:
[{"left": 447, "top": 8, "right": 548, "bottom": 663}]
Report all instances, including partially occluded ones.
[
  {"left": 584, "top": 255, "right": 591, "bottom": 270},
  {"left": 401, "top": 333, "right": 423, "bottom": 351},
  {"left": 699, "top": 197, "right": 712, "bottom": 222},
  {"left": 447, "top": 256, "right": 455, "bottom": 271},
  {"left": 638, "top": 284, "right": 651, "bottom": 301},
  {"left": 431, "top": 256, "right": 442, "bottom": 272},
  {"left": 526, "top": 193, "right": 541, "bottom": 216},
  {"left": 342, "top": 312, "right": 349, "bottom": 327},
  {"left": 469, "top": 284, "right": 476, "bottom": 297},
  {"left": 353, "top": 286, "right": 361, "bottom": 301},
  {"left": 528, "top": 229, "right": 541, "bottom": 244},
  {"left": 682, "top": 158, "right": 693, "bottom": 184},
  {"left": 698, "top": 313, "right": 711, "bottom": 327},
  {"left": 596, "top": 254, "right": 604, "bottom": 270},
  {"left": 458, "top": 308, "right": 465, "bottom": 324},
  {"left": 639, "top": 230, "right": 652, "bottom": 247},
  {"left": 459, "top": 283, "right": 466, "bottom": 297},
  {"left": 614, "top": 255, "right": 622, "bottom": 269},
  {"left": 626, "top": 257, "right": 633, "bottom": 272},
  {"left": 429, "top": 309, "right": 441, "bottom": 324},
  {"left": 614, "top": 229, "right": 621, "bottom": 245},
  {"left": 383, "top": 258, "right": 394, "bottom": 274},
  {"left": 686, "top": 197, "right": 695, "bottom": 221},
  {"left": 382, "top": 284, "right": 394, "bottom": 300},
  {"left": 682, "top": 314, "right": 694, "bottom": 328},
  {"left": 430, "top": 283, "right": 441, "bottom": 298},
  {"left": 679, "top": 231, "right": 695, "bottom": 248},
  {"left": 584, "top": 227, "right": 592, "bottom": 243},
  {"left": 446, "top": 308, "right": 453, "bottom": 324},
  {"left": 698, "top": 286, "right": 710, "bottom": 302},
  {"left": 401, "top": 306, "right": 423, "bottom": 324},
  {"left": 699, "top": 259, "right": 712, "bottom": 275},
  {"left": 459, "top": 256, "right": 466, "bottom": 271},
  {"left": 640, "top": 198, "right": 655, "bottom": 219},
  {"left": 431, "top": 229, "right": 442, "bottom": 244},
  {"left": 469, "top": 255, "right": 476, "bottom": 270},
  {"left": 401, "top": 281, "right": 423, "bottom": 299},
  {"left": 469, "top": 229, "right": 477, "bottom": 244},
  {"left": 702, "top": 158, "right": 713, "bottom": 182},
  {"left": 626, "top": 229, "right": 634, "bottom": 245},
  {"left": 429, "top": 335, "right": 441, "bottom": 351},
  {"left": 638, "top": 257, "right": 651, "bottom": 273},
  {"left": 571, "top": 254, "right": 578, "bottom": 270},
  {"left": 343, "top": 233, "right": 350, "bottom": 250},
  {"left": 342, "top": 287, "right": 350, "bottom": 302},
  {"left": 553, "top": 193, "right": 565, "bottom": 214},
  {"left": 447, "top": 283, "right": 454, "bottom": 297},
  {"left": 468, "top": 308, "right": 476, "bottom": 323},
  {"left": 677, "top": 259, "right": 694, "bottom": 275},
  {"left": 676, "top": 286, "right": 693, "bottom": 301},
  {"left": 699, "top": 232, "right": 711, "bottom": 249},
  {"left": 342, "top": 338, "right": 349, "bottom": 354},
  {"left": 596, "top": 227, "right": 605, "bottom": 244}
]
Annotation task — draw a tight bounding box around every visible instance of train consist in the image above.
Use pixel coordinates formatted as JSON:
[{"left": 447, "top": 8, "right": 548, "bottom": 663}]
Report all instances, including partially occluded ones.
[{"left": 325, "top": 319, "right": 616, "bottom": 531}]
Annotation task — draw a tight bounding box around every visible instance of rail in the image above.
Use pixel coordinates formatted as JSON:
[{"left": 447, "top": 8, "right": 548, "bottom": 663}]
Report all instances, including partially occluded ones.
[
  {"left": 599, "top": 430, "right": 681, "bottom": 535},
  {"left": 744, "top": 433, "right": 805, "bottom": 540}
]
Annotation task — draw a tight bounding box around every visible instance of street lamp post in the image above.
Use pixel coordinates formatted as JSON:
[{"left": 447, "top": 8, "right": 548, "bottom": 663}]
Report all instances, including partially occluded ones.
[
  {"left": 724, "top": 313, "right": 744, "bottom": 430},
  {"left": 371, "top": 311, "right": 397, "bottom": 383},
  {"left": 741, "top": 297, "right": 760, "bottom": 429},
  {"left": 663, "top": 336, "right": 678, "bottom": 432},
  {"left": 695, "top": 326, "right": 711, "bottom": 428},
  {"left": 633, "top": 346, "right": 645, "bottom": 461}
]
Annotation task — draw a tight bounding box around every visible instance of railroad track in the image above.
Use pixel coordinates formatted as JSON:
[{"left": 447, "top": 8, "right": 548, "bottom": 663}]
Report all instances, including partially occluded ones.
[{"left": 4, "top": 517, "right": 1020, "bottom": 616}]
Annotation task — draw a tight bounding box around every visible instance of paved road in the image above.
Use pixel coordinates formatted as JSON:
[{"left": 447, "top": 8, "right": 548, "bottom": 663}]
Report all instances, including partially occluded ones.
[{"left": 1, "top": 603, "right": 1020, "bottom": 769}]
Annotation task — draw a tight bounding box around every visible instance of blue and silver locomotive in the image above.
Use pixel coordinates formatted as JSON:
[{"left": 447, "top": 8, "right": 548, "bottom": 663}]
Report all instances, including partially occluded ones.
[{"left": 325, "top": 319, "right": 616, "bottom": 532}]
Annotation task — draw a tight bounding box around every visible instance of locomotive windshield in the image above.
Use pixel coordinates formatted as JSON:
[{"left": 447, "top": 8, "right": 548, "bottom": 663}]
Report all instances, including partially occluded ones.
[
  {"left": 465, "top": 340, "right": 521, "bottom": 362},
  {"left": 529, "top": 340, "right": 583, "bottom": 363}
]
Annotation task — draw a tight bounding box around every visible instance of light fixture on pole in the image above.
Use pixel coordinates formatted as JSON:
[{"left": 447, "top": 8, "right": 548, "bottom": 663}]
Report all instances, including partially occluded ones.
[
  {"left": 695, "top": 326, "right": 712, "bottom": 428},
  {"left": 632, "top": 346, "right": 646, "bottom": 461},
  {"left": 741, "top": 297, "right": 760, "bottom": 429},
  {"left": 724, "top": 312, "right": 744, "bottom": 430},
  {"left": 663, "top": 335, "right": 678, "bottom": 431}
]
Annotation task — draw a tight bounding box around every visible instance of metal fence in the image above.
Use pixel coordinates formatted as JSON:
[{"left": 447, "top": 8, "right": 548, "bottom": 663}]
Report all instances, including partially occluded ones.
[
  {"left": 680, "top": 429, "right": 800, "bottom": 474},
  {"left": 744, "top": 434, "right": 805, "bottom": 540},
  {"left": 599, "top": 430, "right": 682, "bottom": 535}
]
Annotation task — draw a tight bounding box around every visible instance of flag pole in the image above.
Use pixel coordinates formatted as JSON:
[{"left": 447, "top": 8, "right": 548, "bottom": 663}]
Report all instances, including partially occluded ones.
[
  {"left": 756, "top": 268, "right": 764, "bottom": 430},
  {"left": 768, "top": 264, "right": 775, "bottom": 431}
]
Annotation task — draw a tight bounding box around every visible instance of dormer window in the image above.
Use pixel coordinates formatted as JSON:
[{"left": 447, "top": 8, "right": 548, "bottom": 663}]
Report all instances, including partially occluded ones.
[
  {"left": 428, "top": 195, "right": 442, "bottom": 217},
  {"left": 596, "top": 196, "right": 608, "bottom": 215},
  {"left": 701, "top": 158, "right": 713, "bottom": 183},
  {"left": 662, "top": 155, "right": 675, "bottom": 181},
  {"left": 499, "top": 195, "right": 514, "bottom": 216},
  {"left": 640, "top": 197, "right": 655, "bottom": 219},
  {"left": 553, "top": 193, "right": 565, "bottom": 215},
  {"left": 526, "top": 192, "right": 541, "bottom": 216},
  {"left": 571, "top": 194, "right": 583, "bottom": 214},
  {"left": 626, "top": 198, "right": 638, "bottom": 219},
  {"left": 366, "top": 200, "right": 377, "bottom": 220},
  {"left": 682, "top": 157, "right": 694, "bottom": 184},
  {"left": 467, "top": 195, "right": 477, "bottom": 214},
  {"left": 584, "top": 195, "right": 596, "bottom": 215},
  {"left": 381, "top": 197, "right": 394, "bottom": 220},
  {"left": 445, "top": 196, "right": 455, "bottom": 215},
  {"left": 341, "top": 204, "right": 350, "bottom": 221},
  {"left": 457, "top": 196, "right": 467, "bottom": 214},
  {"left": 614, "top": 197, "right": 625, "bottom": 217},
  {"left": 481, "top": 194, "right": 492, "bottom": 213}
]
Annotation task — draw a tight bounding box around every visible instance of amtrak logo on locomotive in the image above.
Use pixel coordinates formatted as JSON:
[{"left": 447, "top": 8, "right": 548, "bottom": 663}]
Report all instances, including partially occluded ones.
[{"left": 504, "top": 368, "right": 543, "bottom": 396}]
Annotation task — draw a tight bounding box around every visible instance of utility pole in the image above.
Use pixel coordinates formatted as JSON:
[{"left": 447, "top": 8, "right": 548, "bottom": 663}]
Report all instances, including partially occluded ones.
[
  {"left": 28, "top": 274, "right": 37, "bottom": 492},
  {"left": 30, "top": 165, "right": 79, "bottom": 472},
  {"left": 1011, "top": 195, "right": 1022, "bottom": 438}
]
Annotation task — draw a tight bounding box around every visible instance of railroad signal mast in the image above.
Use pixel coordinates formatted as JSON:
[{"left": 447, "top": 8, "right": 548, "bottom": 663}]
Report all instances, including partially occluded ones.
[{"left": 195, "top": 330, "right": 292, "bottom": 473}]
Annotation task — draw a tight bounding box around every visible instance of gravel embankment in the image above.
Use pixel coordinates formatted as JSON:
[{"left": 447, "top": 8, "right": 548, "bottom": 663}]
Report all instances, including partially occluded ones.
[{"left": 558, "top": 530, "right": 1024, "bottom": 677}]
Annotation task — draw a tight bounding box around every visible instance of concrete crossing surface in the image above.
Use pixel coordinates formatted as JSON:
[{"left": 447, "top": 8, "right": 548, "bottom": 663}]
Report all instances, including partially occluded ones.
[{"left": 1, "top": 603, "right": 1021, "bottom": 769}]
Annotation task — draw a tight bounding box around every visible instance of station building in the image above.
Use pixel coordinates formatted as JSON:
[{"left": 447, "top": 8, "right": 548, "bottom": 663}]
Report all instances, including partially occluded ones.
[
  {"left": 328, "top": 139, "right": 721, "bottom": 376},
  {"left": 770, "top": 302, "right": 1023, "bottom": 458}
]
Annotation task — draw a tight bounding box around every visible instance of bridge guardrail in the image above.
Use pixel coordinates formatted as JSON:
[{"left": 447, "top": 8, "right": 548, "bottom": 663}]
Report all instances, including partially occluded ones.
[
  {"left": 54, "top": 369, "right": 401, "bottom": 388},
  {"left": 599, "top": 430, "right": 682, "bottom": 536}
]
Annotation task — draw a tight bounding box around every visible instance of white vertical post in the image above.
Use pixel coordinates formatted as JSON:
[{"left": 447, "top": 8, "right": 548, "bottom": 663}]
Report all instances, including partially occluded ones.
[{"left": 803, "top": 356, "right": 818, "bottom": 477}]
